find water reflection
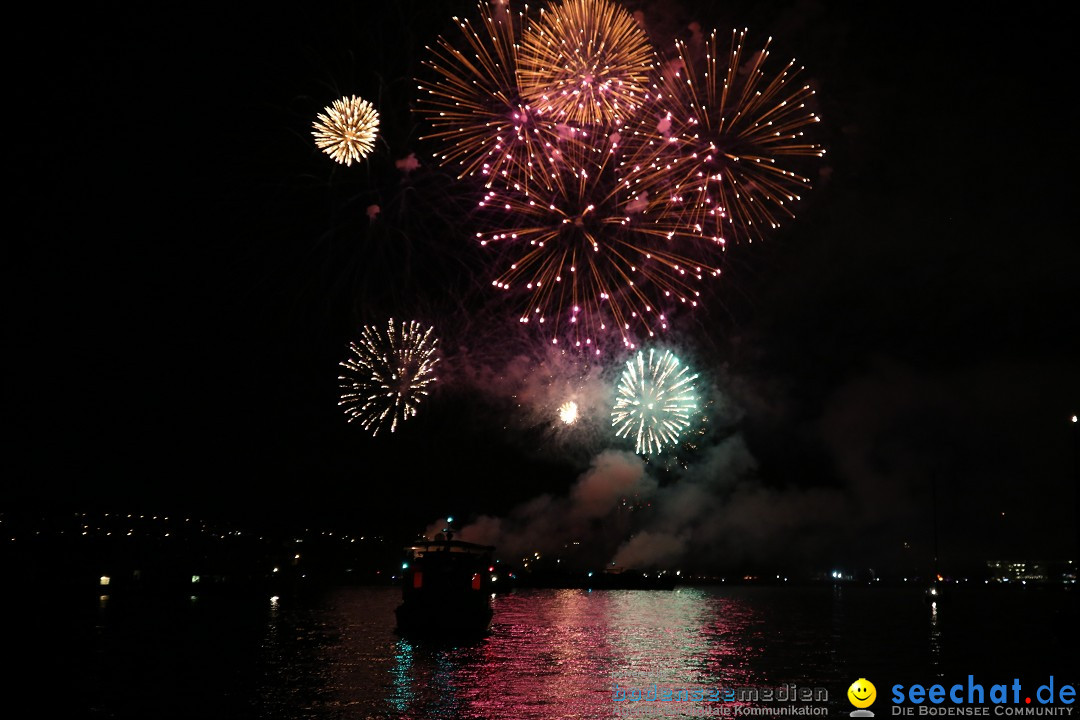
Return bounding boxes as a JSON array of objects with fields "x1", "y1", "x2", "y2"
[
  {"x1": 302, "y1": 587, "x2": 782, "y2": 719},
  {"x1": 928, "y1": 600, "x2": 943, "y2": 678},
  {"x1": 250, "y1": 586, "x2": 996, "y2": 718},
  {"x1": 388, "y1": 639, "x2": 414, "y2": 714}
]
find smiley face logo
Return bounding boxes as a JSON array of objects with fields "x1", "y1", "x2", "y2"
[{"x1": 847, "y1": 678, "x2": 877, "y2": 709}]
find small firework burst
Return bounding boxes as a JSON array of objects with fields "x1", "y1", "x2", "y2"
[
  {"x1": 654, "y1": 28, "x2": 825, "y2": 244},
  {"x1": 611, "y1": 348, "x2": 698, "y2": 455},
  {"x1": 312, "y1": 95, "x2": 380, "y2": 166},
  {"x1": 503, "y1": 344, "x2": 612, "y2": 461},
  {"x1": 557, "y1": 399, "x2": 579, "y2": 425},
  {"x1": 518, "y1": 0, "x2": 655, "y2": 126},
  {"x1": 338, "y1": 319, "x2": 439, "y2": 436}
]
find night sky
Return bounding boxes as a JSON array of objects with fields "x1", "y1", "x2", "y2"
[{"x1": 10, "y1": 1, "x2": 1078, "y2": 572}]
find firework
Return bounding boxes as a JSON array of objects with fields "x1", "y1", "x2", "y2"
[
  {"x1": 517, "y1": 0, "x2": 654, "y2": 127},
  {"x1": 312, "y1": 95, "x2": 380, "y2": 166},
  {"x1": 417, "y1": 2, "x2": 563, "y2": 191},
  {"x1": 501, "y1": 343, "x2": 613, "y2": 454},
  {"x1": 611, "y1": 348, "x2": 698, "y2": 455},
  {"x1": 338, "y1": 320, "x2": 439, "y2": 436},
  {"x1": 477, "y1": 121, "x2": 721, "y2": 350},
  {"x1": 416, "y1": 8, "x2": 821, "y2": 349},
  {"x1": 653, "y1": 28, "x2": 825, "y2": 244},
  {"x1": 557, "y1": 400, "x2": 579, "y2": 425}
]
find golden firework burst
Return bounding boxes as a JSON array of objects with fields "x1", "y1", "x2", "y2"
[
  {"x1": 517, "y1": 0, "x2": 655, "y2": 127},
  {"x1": 312, "y1": 95, "x2": 380, "y2": 166}
]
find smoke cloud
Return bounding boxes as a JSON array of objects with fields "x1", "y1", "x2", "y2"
[
  {"x1": 429, "y1": 449, "x2": 654, "y2": 565},
  {"x1": 422, "y1": 357, "x2": 975, "y2": 576}
]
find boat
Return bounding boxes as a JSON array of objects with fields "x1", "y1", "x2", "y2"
[{"x1": 395, "y1": 531, "x2": 496, "y2": 637}]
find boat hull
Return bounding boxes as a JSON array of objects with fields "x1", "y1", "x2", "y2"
[{"x1": 395, "y1": 597, "x2": 493, "y2": 638}]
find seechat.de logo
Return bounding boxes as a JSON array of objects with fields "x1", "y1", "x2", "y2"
[{"x1": 849, "y1": 678, "x2": 878, "y2": 717}]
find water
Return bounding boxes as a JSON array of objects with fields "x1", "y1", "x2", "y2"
[{"x1": 26, "y1": 585, "x2": 1077, "y2": 718}]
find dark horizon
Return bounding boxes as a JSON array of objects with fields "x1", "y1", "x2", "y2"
[{"x1": 4, "y1": 508, "x2": 1075, "y2": 583}]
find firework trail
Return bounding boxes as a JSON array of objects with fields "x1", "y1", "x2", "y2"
[
  {"x1": 338, "y1": 319, "x2": 440, "y2": 436},
  {"x1": 612, "y1": 348, "x2": 698, "y2": 455},
  {"x1": 312, "y1": 95, "x2": 380, "y2": 166}
]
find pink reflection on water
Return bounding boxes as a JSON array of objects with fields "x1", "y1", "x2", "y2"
[
  {"x1": 298, "y1": 587, "x2": 765, "y2": 719},
  {"x1": 461, "y1": 588, "x2": 760, "y2": 719}
]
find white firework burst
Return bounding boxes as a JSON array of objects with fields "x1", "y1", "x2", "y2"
[
  {"x1": 611, "y1": 348, "x2": 697, "y2": 455},
  {"x1": 338, "y1": 319, "x2": 439, "y2": 436}
]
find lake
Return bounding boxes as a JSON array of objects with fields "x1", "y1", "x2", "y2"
[{"x1": 25, "y1": 584, "x2": 1077, "y2": 718}]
